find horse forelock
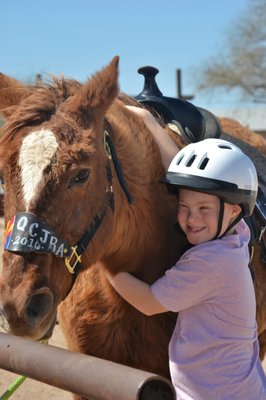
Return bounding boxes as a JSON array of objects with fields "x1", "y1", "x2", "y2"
[
  {"x1": 0, "y1": 77, "x2": 81, "y2": 143},
  {"x1": 0, "y1": 77, "x2": 85, "y2": 206}
]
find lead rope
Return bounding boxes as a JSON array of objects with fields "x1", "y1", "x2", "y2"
[
  {"x1": 0, "y1": 340, "x2": 48, "y2": 399},
  {"x1": 0, "y1": 376, "x2": 27, "y2": 399}
]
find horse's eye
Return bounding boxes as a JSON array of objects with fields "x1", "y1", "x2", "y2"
[
  {"x1": 76, "y1": 169, "x2": 90, "y2": 183},
  {"x1": 68, "y1": 169, "x2": 90, "y2": 188}
]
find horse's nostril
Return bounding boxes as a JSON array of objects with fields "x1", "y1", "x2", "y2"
[{"x1": 26, "y1": 291, "x2": 54, "y2": 321}]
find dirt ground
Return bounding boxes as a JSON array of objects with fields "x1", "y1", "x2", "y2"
[{"x1": 0, "y1": 216, "x2": 266, "y2": 399}]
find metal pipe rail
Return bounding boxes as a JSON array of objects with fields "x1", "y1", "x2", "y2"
[{"x1": 0, "y1": 332, "x2": 176, "y2": 400}]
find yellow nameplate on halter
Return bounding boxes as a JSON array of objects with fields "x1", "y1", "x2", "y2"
[{"x1": 65, "y1": 246, "x2": 82, "y2": 274}]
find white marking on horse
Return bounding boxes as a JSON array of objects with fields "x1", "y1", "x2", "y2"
[{"x1": 19, "y1": 129, "x2": 58, "y2": 208}]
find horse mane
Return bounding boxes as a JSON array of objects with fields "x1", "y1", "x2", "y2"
[{"x1": 220, "y1": 117, "x2": 266, "y2": 157}]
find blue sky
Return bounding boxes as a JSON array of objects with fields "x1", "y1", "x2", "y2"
[{"x1": 0, "y1": 0, "x2": 252, "y2": 108}]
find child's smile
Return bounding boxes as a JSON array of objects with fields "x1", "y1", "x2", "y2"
[{"x1": 177, "y1": 189, "x2": 241, "y2": 245}]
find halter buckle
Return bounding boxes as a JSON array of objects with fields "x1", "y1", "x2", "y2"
[{"x1": 65, "y1": 246, "x2": 82, "y2": 274}]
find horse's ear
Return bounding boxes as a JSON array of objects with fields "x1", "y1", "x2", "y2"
[
  {"x1": 0, "y1": 73, "x2": 32, "y2": 118},
  {"x1": 66, "y1": 56, "x2": 120, "y2": 127}
]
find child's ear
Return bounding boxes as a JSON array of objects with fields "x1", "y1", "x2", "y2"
[{"x1": 232, "y1": 204, "x2": 242, "y2": 217}]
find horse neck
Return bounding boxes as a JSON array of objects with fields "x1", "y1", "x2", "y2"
[{"x1": 103, "y1": 103, "x2": 180, "y2": 282}]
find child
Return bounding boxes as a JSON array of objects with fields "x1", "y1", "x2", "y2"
[{"x1": 106, "y1": 132, "x2": 266, "y2": 399}]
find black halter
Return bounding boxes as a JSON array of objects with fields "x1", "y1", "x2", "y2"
[{"x1": 4, "y1": 125, "x2": 133, "y2": 287}]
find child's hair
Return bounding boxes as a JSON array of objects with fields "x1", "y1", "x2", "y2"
[{"x1": 161, "y1": 139, "x2": 258, "y2": 217}]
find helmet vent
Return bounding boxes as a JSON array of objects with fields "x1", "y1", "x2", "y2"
[
  {"x1": 218, "y1": 144, "x2": 232, "y2": 150},
  {"x1": 199, "y1": 157, "x2": 209, "y2": 170},
  {"x1": 186, "y1": 154, "x2": 196, "y2": 167},
  {"x1": 176, "y1": 154, "x2": 184, "y2": 165}
]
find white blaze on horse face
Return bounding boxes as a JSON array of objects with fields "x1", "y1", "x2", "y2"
[{"x1": 19, "y1": 129, "x2": 58, "y2": 208}]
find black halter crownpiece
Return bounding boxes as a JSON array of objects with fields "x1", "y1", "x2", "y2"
[{"x1": 103, "y1": 125, "x2": 134, "y2": 204}]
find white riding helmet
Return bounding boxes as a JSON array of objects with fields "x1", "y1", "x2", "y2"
[{"x1": 162, "y1": 138, "x2": 258, "y2": 216}]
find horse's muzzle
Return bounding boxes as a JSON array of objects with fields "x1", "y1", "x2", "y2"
[{"x1": 0, "y1": 287, "x2": 57, "y2": 341}]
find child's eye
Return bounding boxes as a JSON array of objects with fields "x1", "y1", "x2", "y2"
[{"x1": 201, "y1": 206, "x2": 211, "y2": 211}]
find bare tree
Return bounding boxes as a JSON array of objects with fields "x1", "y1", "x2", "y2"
[{"x1": 196, "y1": 0, "x2": 266, "y2": 103}]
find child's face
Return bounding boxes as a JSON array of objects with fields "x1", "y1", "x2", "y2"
[{"x1": 177, "y1": 189, "x2": 241, "y2": 245}]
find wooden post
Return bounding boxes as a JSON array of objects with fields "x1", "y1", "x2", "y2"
[{"x1": 176, "y1": 69, "x2": 194, "y2": 101}]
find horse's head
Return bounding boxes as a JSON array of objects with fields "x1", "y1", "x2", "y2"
[{"x1": 0, "y1": 57, "x2": 128, "y2": 339}]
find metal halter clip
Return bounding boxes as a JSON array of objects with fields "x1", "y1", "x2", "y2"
[
  {"x1": 104, "y1": 130, "x2": 112, "y2": 159},
  {"x1": 65, "y1": 246, "x2": 82, "y2": 274}
]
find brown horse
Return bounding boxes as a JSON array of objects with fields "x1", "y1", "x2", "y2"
[{"x1": 0, "y1": 57, "x2": 265, "y2": 400}]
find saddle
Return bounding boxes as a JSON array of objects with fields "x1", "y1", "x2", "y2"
[
  {"x1": 135, "y1": 65, "x2": 266, "y2": 266},
  {"x1": 135, "y1": 66, "x2": 221, "y2": 144}
]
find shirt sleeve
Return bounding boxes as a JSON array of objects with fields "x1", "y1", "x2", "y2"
[{"x1": 151, "y1": 248, "x2": 217, "y2": 313}]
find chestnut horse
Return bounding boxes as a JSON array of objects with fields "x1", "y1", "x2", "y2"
[{"x1": 0, "y1": 57, "x2": 265, "y2": 400}]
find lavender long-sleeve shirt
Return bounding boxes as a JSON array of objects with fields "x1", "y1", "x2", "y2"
[{"x1": 151, "y1": 220, "x2": 266, "y2": 399}]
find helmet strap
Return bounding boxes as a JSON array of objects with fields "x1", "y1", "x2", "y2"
[
  {"x1": 221, "y1": 211, "x2": 243, "y2": 238},
  {"x1": 214, "y1": 199, "x2": 224, "y2": 239},
  {"x1": 214, "y1": 199, "x2": 244, "y2": 240}
]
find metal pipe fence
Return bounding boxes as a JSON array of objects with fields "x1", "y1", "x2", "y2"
[{"x1": 0, "y1": 332, "x2": 175, "y2": 400}]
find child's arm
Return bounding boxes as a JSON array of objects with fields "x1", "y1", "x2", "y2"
[
  {"x1": 106, "y1": 271, "x2": 167, "y2": 316},
  {"x1": 126, "y1": 106, "x2": 179, "y2": 169}
]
